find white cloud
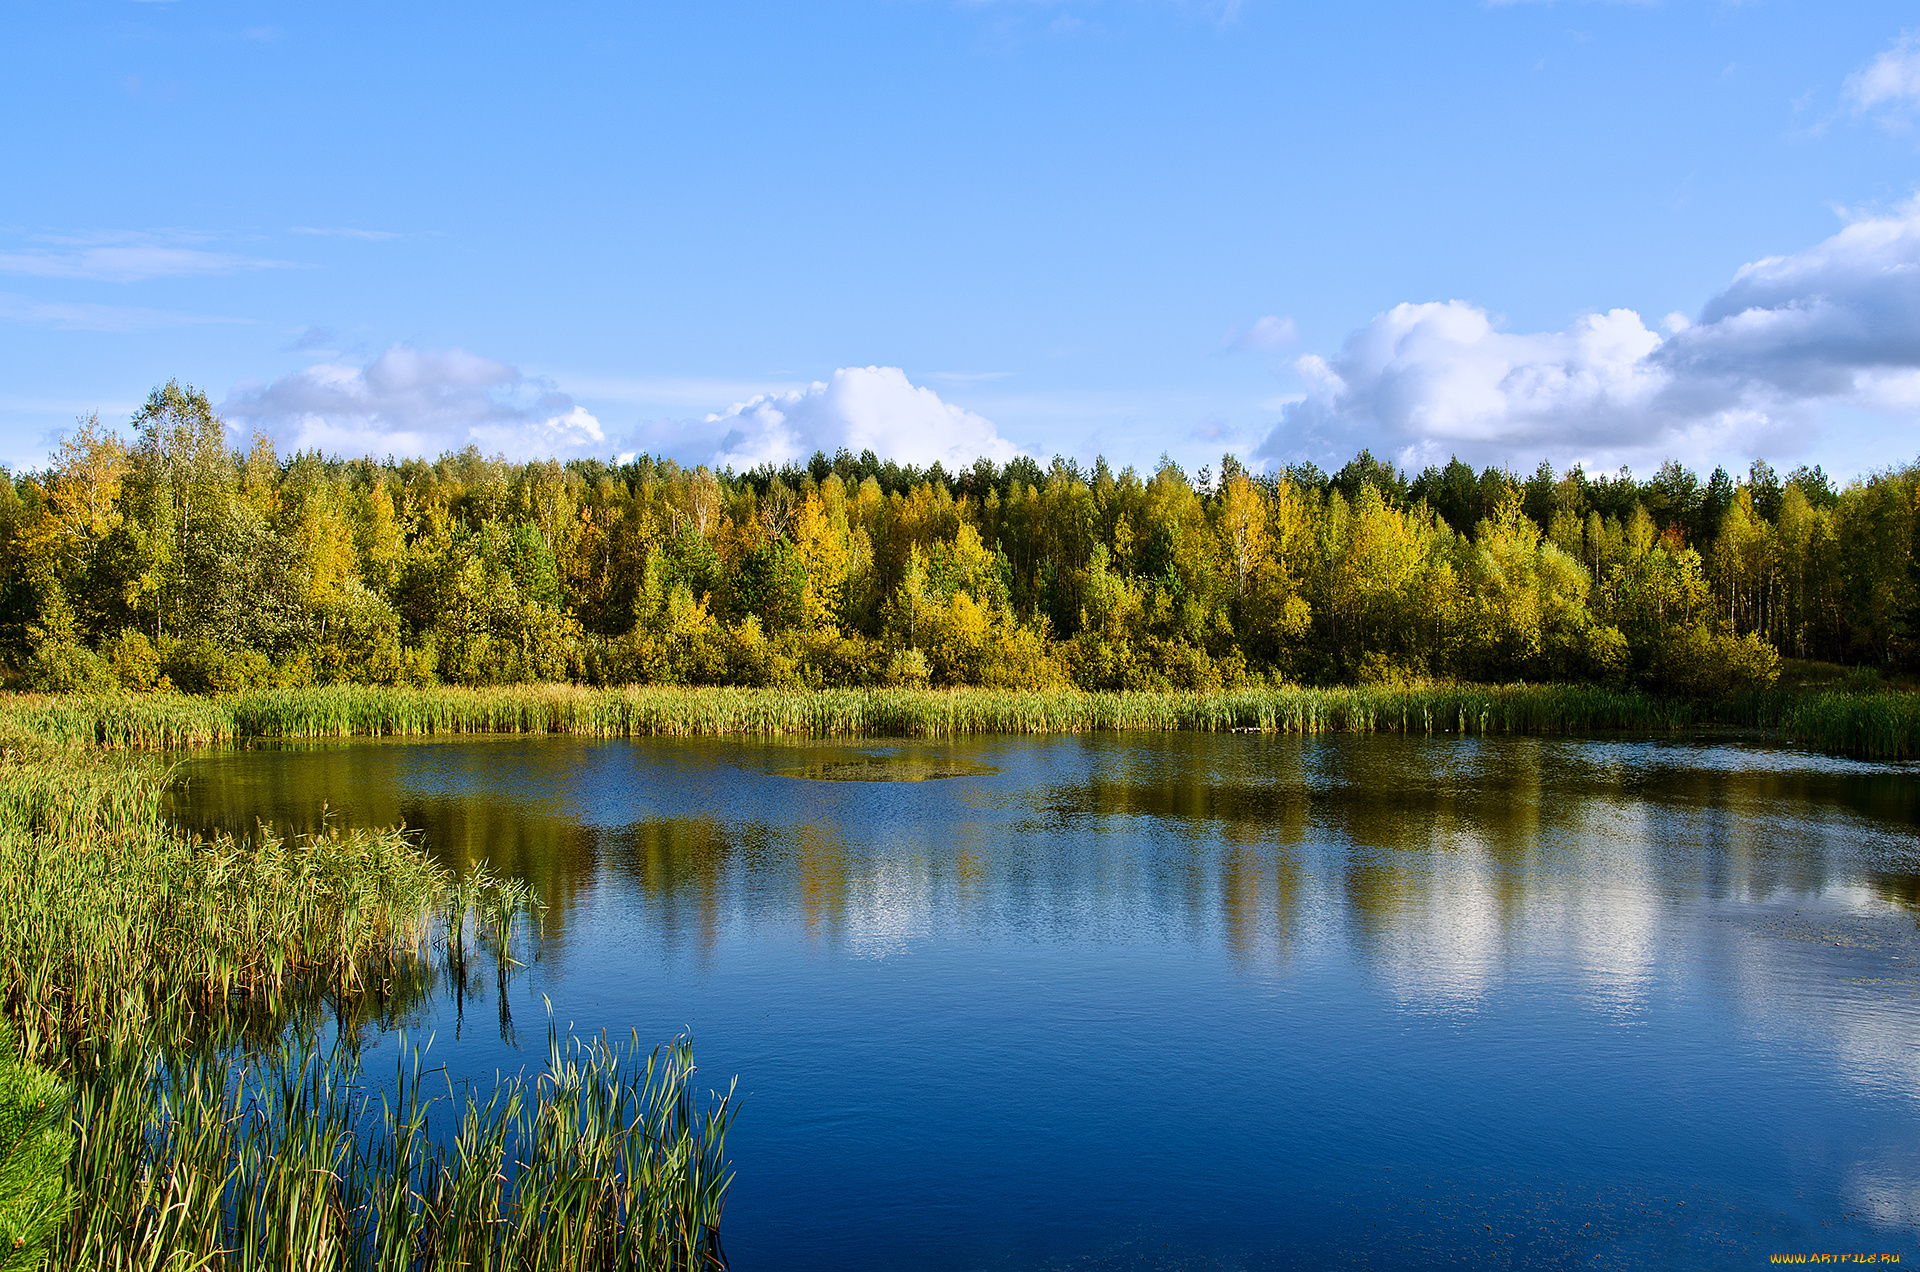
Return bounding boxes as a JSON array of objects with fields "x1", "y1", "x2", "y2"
[
  {"x1": 923, "y1": 370, "x2": 1015, "y2": 384},
  {"x1": 1846, "y1": 33, "x2": 1920, "y2": 121},
  {"x1": 1268, "y1": 302, "x2": 1667, "y2": 467},
  {"x1": 549, "y1": 372, "x2": 804, "y2": 410},
  {"x1": 705, "y1": 366, "x2": 1026, "y2": 472},
  {"x1": 222, "y1": 344, "x2": 605, "y2": 461},
  {"x1": 1259, "y1": 200, "x2": 1920, "y2": 472},
  {"x1": 0, "y1": 244, "x2": 297, "y2": 284},
  {"x1": 1224, "y1": 314, "x2": 1299, "y2": 352},
  {"x1": 0, "y1": 292, "x2": 242, "y2": 333},
  {"x1": 289, "y1": 226, "x2": 400, "y2": 241},
  {"x1": 1659, "y1": 205, "x2": 1920, "y2": 396}
]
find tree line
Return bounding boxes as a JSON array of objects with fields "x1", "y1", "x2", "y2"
[{"x1": 3, "y1": 380, "x2": 1902, "y2": 697}]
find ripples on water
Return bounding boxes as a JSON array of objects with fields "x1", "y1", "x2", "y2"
[{"x1": 172, "y1": 733, "x2": 1920, "y2": 1270}]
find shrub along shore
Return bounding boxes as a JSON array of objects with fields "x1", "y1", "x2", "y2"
[
  {"x1": 2, "y1": 680, "x2": 1916, "y2": 759},
  {"x1": 0, "y1": 737, "x2": 735, "y2": 1270}
]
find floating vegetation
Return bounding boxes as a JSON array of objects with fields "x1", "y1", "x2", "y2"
[{"x1": 774, "y1": 753, "x2": 1002, "y2": 782}]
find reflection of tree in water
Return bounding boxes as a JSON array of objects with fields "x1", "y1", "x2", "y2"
[
  {"x1": 398, "y1": 796, "x2": 595, "y2": 934},
  {"x1": 602, "y1": 817, "x2": 756, "y2": 962},
  {"x1": 1216, "y1": 845, "x2": 1304, "y2": 971},
  {"x1": 173, "y1": 735, "x2": 1920, "y2": 986},
  {"x1": 1005, "y1": 735, "x2": 1920, "y2": 970}
]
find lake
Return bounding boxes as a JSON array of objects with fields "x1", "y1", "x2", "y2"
[{"x1": 169, "y1": 731, "x2": 1920, "y2": 1269}]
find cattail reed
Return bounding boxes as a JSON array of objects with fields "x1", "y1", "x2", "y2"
[
  {"x1": 0, "y1": 681, "x2": 1704, "y2": 752},
  {"x1": 0, "y1": 733, "x2": 735, "y2": 1270}
]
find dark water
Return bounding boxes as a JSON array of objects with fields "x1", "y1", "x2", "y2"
[{"x1": 170, "y1": 732, "x2": 1920, "y2": 1269}]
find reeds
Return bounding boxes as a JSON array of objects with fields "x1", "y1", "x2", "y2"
[
  {"x1": 0, "y1": 749, "x2": 445, "y2": 1062},
  {"x1": 0, "y1": 682, "x2": 1700, "y2": 751},
  {"x1": 55, "y1": 1021, "x2": 734, "y2": 1271},
  {"x1": 1770, "y1": 690, "x2": 1920, "y2": 761},
  {"x1": 0, "y1": 739, "x2": 737, "y2": 1269}
]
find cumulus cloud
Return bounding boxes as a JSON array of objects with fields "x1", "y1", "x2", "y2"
[
  {"x1": 223, "y1": 344, "x2": 604, "y2": 460},
  {"x1": 704, "y1": 366, "x2": 1025, "y2": 471},
  {"x1": 1847, "y1": 33, "x2": 1920, "y2": 122},
  {"x1": 1258, "y1": 200, "x2": 1920, "y2": 472}
]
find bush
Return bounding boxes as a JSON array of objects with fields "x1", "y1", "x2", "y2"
[
  {"x1": 161, "y1": 638, "x2": 276, "y2": 695},
  {"x1": 1584, "y1": 624, "x2": 1630, "y2": 686},
  {"x1": 1152, "y1": 640, "x2": 1222, "y2": 692},
  {"x1": 791, "y1": 630, "x2": 882, "y2": 689},
  {"x1": 884, "y1": 647, "x2": 931, "y2": 688},
  {"x1": 580, "y1": 631, "x2": 669, "y2": 686},
  {"x1": 26, "y1": 642, "x2": 108, "y2": 694},
  {"x1": 1353, "y1": 651, "x2": 1418, "y2": 687},
  {"x1": 100, "y1": 630, "x2": 163, "y2": 692},
  {"x1": 1654, "y1": 625, "x2": 1781, "y2": 698},
  {"x1": 717, "y1": 616, "x2": 797, "y2": 688},
  {"x1": 0, "y1": 1028, "x2": 71, "y2": 1271},
  {"x1": 981, "y1": 625, "x2": 1067, "y2": 690},
  {"x1": 1063, "y1": 634, "x2": 1135, "y2": 691},
  {"x1": 315, "y1": 581, "x2": 409, "y2": 686}
]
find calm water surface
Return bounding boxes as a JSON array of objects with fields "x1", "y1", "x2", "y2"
[{"x1": 171, "y1": 732, "x2": 1920, "y2": 1269}]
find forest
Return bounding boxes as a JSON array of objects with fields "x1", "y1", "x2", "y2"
[{"x1": 3, "y1": 380, "x2": 1905, "y2": 699}]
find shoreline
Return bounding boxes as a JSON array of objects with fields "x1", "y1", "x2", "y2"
[{"x1": 2, "y1": 680, "x2": 1914, "y2": 760}]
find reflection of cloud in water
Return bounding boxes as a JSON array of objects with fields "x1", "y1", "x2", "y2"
[
  {"x1": 846, "y1": 855, "x2": 933, "y2": 960},
  {"x1": 1846, "y1": 1163, "x2": 1920, "y2": 1230},
  {"x1": 1560, "y1": 801, "x2": 1658, "y2": 1010},
  {"x1": 1373, "y1": 832, "x2": 1503, "y2": 1008},
  {"x1": 1820, "y1": 882, "x2": 1906, "y2": 913},
  {"x1": 1566, "y1": 882, "x2": 1658, "y2": 1010},
  {"x1": 1834, "y1": 1008, "x2": 1920, "y2": 1104},
  {"x1": 1710, "y1": 898, "x2": 1920, "y2": 1108},
  {"x1": 1363, "y1": 804, "x2": 1665, "y2": 1013},
  {"x1": 1780, "y1": 908, "x2": 1920, "y2": 1105}
]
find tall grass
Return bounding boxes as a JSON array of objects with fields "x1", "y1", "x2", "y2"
[
  {"x1": 36, "y1": 679, "x2": 1920, "y2": 758},
  {"x1": 1771, "y1": 690, "x2": 1920, "y2": 761},
  {"x1": 1708, "y1": 684, "x2": 1920, "y2": 760},
  {"x1": 0, "y1": 681, "x2": 1701, "y2": 751},
  {"x1": 0, "y1": 747, "x2": 443, "y2": 1061},
  {"x1": 57, "y1": 1021, "x2": 734, "y2": 1271},
  {"x1": 0, "y1": 740, "x2": 737, "y2": 1269}
]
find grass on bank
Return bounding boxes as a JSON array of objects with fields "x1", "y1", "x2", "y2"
[
  {"x1": 53, "y1": 1022, "x2": 734, "y2": 1272},
  {"x1": 0, "y1": 681, "x2": 1702, "y2": 751},
  {"x1": 5, "y1": 677, "x2": 1918, "y2": 759},
  {"x1": 0, "y1": 742, "x2": 736, "y2": 1270},
  {"x1": 0, "y1": 1029, "x2": 69, "y2": 1272}
]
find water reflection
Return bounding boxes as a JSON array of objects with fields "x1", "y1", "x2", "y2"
[
  {"x1": 170, "y1": 733, "x2": 1920, "y2": 975},
  {"x1": 167, "y1": 731, "x2": 1920, "y2": 1267}
]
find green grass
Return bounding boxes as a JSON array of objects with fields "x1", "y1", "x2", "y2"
[
  {"x1": 0, "y1": 737, "x2": 737, "y2": 1270},
  {"x1": 26, "y1": 679, "x2": 1920, "y2": 759},
  {"x1": 0, "y1": 746, "x2": 445, "y2": 1061},
  {"x1": 0, "y1": 1027, "x2": 70, "y2": 1272},
  {"x1": 0, "y1": 681, "x2": 1700, "y2": 751},
  {"x1": 1771, "y1": 690, "x2": 1920, "y2": 761},
  {"x1": 56, "y1": 1021, "x2": 734, "y2": 1271}
]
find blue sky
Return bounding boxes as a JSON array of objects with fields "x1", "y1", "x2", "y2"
[{"x1": 5, "y1": 0, "x2": 1920, "y2": 480}]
